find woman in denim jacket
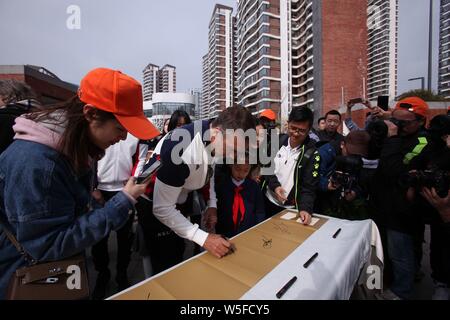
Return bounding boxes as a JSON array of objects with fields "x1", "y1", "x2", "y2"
[{"x1": 0, "y1": 68, "x2": 160, "y2": 299}]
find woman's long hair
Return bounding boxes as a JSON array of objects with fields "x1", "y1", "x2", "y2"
[
  {"x1": 26, "y1": 95, "x2": 116, "y2": 174},
  {"x1": 167, "y1": 110, "x2": 192, "y2": 132}
]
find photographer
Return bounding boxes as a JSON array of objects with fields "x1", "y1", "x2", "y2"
[
  {"x1": 421, "y1": 188, "x2": 450, "y2": 230},
  {"x1": 408, "y1": 114, "x2": 450, "y2": 299},
  {"x1": 315, "y1": 131, "x2": 371, "y2": 220},
  {"x1": 374, "y1": 97, "x2": 429, "y2": 300}
]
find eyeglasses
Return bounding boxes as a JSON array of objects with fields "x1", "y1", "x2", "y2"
[
  {"x1": 390, "y1": 117, "x2": 418, "y2": 127},
  {"x1": 288, "y1": 125, "x2": 308, "y2": 135}
]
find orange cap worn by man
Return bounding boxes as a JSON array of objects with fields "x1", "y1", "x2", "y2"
[
  {"x1": 394, "y1": 96, "x2": 429, "y2": 119},
  {"x1": 260, "y1": 109, "x2": 277, "y2": 121},
  {"x1": 78, "y1": 68, "x2": 160, "y2": 140}
]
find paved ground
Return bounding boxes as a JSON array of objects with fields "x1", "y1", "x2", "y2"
[{"x1": 86, "y1": 224, "x2": 435, "y2": 300}]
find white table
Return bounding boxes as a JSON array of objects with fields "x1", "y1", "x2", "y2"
[{"x1": 241, "y1": 216, "x2": 383, "y2": 300}]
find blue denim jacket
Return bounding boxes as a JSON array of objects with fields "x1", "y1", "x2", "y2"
[
  {"x1": 0, "y1": 140, "x2": 133, "y2": 299},
  {"x1": 318, "y1": 142, "x2": 338, "y2": 192}
]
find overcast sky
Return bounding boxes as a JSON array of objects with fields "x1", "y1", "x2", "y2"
[{"x1": 0, "y1": 0, "x2": 441, "y2": 95}]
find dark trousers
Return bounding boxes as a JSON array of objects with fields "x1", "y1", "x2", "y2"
[
  {"x1": 430, "y1": 222, "x2": 450, "y2": 286},
  {"x1": 136, "y1": 199, "x2": 185, "y2": 275},
  {"x1": 387, "y1": 229, "x2": 415, "y2": 299},
  {"x1": 91, "y1": 190, "x2": 134, "y2": 280},
  {"x1": 412, "y1": 222, "x2": 425, "y2": 274}
]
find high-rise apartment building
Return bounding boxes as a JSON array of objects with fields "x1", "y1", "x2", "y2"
[
  {"x1": 189, "y1": 88, "x2": 202, "y2": 120},
  {"x1": 367, "y1": 0, "x2": 398, "y2": 101},
  {"x1": 201, "y1": 54, "x2": 210, "y2": 119},
  {"x1": 236, "y1": 0, "x2": 368, "y2": 124},
  {"x1": 159, "y1": 64, "x2": 176, "y2": 93},
  {"x1": 202, "y1": 4, "x2": 236, "y2": 119},
  {"x1": 142, "y1": 63, "x2": 176, "y2": 101},
  {"x1": 439, "y1": 0, "x2": 450, "y2": 98}
]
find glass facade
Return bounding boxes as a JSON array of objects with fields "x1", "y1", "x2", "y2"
[{"x1": 152, "y1": 102, "x2": 195, "y2": 117}]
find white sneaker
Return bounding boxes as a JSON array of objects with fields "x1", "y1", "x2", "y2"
[
  {"x1": 432, "y1": 282, "x2": 450, "y2": 300},
  {"x1": 375, "y1": 289, "x2": 402, "y2": 300}
]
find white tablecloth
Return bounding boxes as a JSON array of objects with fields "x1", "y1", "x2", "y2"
[{"x1": 240, "y1": 216, "x2": 383, "y2": 300}]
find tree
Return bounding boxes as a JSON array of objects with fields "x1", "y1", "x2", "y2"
[{"x1": 397, "y1": 89, "x2": 449, "y2": 102}]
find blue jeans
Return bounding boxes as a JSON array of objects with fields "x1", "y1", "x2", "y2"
[{"x1": 387, "y1": 229, "x2": 416, "y2": 299}]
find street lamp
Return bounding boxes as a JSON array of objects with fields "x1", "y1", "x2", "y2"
[
  {"x1": 428, "y1": 0, "x2": 433, "y2": 91},
  {"x1": 408, "y1": 77, "x2": 425, "y2": 90}
]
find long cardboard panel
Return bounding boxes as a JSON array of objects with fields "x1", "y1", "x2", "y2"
[{"x1": 113, "y1": 211, "x2": 327, "y2": 300}]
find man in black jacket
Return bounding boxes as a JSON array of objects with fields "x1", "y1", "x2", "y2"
[
  {"x1": 263, "y1": 106, "x2": 320, "y2": 224},
  {"x1": 410, "y1": 114, "x2": 450, "y2": 299},
  {"x1": 316, "y1": 109, "x2": 344, "y2": 147},
  {"x1": 374, "y1": 97, "x2": 429, "y2": 300}
]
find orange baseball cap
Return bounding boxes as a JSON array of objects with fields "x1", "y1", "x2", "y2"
[
  {"x1": 395, "y1": 97, "x2": 429, "y2": 119},
  {"x1": 78, "y1": 68, "x2": 160, "y2": 140},
  {"x1": 260, "y1": 109, "x2": 276, "y2": 121}
]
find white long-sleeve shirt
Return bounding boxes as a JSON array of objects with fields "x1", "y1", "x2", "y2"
[
  {"x1": 97, "y1": 134, "x2": 148, "y2": 192},
  {"x1": 149, "y1": 121, "x2": 216, "y2": 246}
]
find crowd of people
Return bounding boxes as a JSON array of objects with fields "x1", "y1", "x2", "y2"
[{"x1": 0, "y1": 69, "x2": 449, "y2": 300}]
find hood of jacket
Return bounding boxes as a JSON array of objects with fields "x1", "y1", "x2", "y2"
[{"x1": 12, "y1": 110, "x2": 67, "y2": 150}]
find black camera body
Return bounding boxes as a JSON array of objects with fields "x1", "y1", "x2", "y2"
[
  {"x1": 330, "y1": 155, "x2": 363, "y2": 192},
  {"x1": 330, "y1": 171, "x2": 357, "y2": 192},
  {"x1": 404, "y1": 169, "x2": 450, "y2": 198}
]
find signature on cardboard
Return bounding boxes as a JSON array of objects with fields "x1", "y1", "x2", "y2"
[
  {"x1": 272, "y1": 221, "x2": 291, "y2": 235},
  {"x1": 262, "y1": 235, "x2": 272, "y2": 249}
]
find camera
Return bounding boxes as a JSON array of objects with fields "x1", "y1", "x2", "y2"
[
  {"x1": 348, "y1": 98, "x2": 363, "y2": 105},
  {"x1": 330, "y1": 171, "x2": 356, "y2": 192},
  {"x1": 402, "y1": 169, "x2": 450, "y2": 198},
  {"x1": 330, "y1": 155, "x2": 363, "y2": 192}
]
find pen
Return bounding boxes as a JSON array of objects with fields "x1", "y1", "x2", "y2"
[
  {"x1": 303, "y1": 252, "x2": 318, "y2": 269},
  {"x1": 332, "y1": 228, "x2": 342, "y2": 239},
  {"x1": 221, "y1": 235, "x2": 235, "y2": 254},
  {"x1": 276, "y1": 276, "x2": 297, "y2": 299}
]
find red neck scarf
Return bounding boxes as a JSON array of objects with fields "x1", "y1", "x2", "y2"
[{"x1": 232, "y1": 185, "x2": 245, "y2": 229}]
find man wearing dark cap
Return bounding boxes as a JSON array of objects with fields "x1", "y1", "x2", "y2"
[
  {"x1": 374, "y1": 97, "x2": 430, "y2": 300},
  {"x1": 315, "y1": 131, "x2": 371, "y2": 219}
]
